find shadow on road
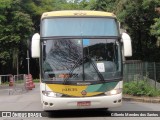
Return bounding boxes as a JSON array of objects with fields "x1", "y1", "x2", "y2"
[{"x1": 46, "y1": 109, "x2": 111, "y2": 118}]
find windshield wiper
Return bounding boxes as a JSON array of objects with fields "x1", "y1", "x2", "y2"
[
  {"x1": 63, "y1": 56, "x2": 84, "y2": 84},
  {"x1": 87, "y1": 56, "x2": 105, "y2": 82},
  {"x1": 63, "y1": 55, "x2": 105, "y2": 84}
]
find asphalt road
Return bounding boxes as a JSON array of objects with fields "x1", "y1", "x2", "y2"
[{"x1": 0, "y1": 84, "x2": 160, "y2": 120}]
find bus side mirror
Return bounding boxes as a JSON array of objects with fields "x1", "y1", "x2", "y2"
[
  {"x1": 121, "y1": 33, "x2": 132, "y2": 57},
  {"x1": 31, "y1": 33, "x2": 40, "y2": 58}
]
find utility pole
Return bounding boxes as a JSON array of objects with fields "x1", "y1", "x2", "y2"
[
  {"x1": 26, "y1": 39, "x2": 30, "y2": 75},
  {"x1": 17, "y1": 51, "x2": 19, "y2": 75},
  {"x1": 26, "y1": 50, "x2": 30, "y2": 75}
]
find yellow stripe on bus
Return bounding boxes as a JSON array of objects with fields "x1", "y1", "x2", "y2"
[{"x1": 47, "y1": 84, "x2": 102, "y2": 97}]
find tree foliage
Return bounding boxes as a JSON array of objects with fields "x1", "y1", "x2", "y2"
[
  {"x1": 0, "y1": 0, "x2": 34, "y2": 74},
  {"x1": 90, "y1": 0, "x2": 116, "y2": 12},
  {"x1": 115, "y1": 0, "x2": 160, "y2": 61}
]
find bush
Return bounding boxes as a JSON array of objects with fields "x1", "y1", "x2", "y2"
[
  {"x1": 33, "y1": 79, "x2": 40, "y2": 83},
  {"x1": 123, "y1": 80, "x2": 160, "y2": 97}
]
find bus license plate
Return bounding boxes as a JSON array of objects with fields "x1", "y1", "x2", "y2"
[{"x1": 77, "y1": 101, "x2": 91, "y2": 106}]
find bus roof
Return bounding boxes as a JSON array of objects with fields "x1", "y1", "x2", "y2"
[{"x1": 41, "y1": 10, "x2": 116, "y2": 19}]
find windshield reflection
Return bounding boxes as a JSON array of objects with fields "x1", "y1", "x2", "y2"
[{"x1": 43, "y1": 39, "x2": 121, "y2": 82}]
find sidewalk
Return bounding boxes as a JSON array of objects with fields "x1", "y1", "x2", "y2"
[{"x1": 123, "y1": 94, "x2": 160, "y2": 103}]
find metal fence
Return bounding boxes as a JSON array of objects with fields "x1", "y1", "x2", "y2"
[
  {"x1": 0, "y1": 74, "x2": 28, "y2": 95},
  {"x1": 11, "y1": 74, "x2": 27, "y2": 94},
  {"x1": 0, "y1": 74, "x2": 12, "y2": 85},
  {"x1": 123, "y1": 60, "x2": 160, "y2": 89}
]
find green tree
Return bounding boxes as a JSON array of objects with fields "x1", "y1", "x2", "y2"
[
  {"x1": 0, "y1": 0, "x2": 34, "y2": 74},
  {"x1": 150, "y1": 4, "x2": 160, "y2": 44},
  {"x1": 90, "y1": 0, "x2": 116, "y2": 12},
  {"x1": 151, "y1": 18, "x2": 160, "y2": 37},
  {"x1": 115, "y1": 0, "x2": 160, "y2": 61}
]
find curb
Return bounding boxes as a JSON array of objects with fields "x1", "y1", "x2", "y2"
[{"x1": 123, "y1": 95, "x2": 160, "y2": 103}]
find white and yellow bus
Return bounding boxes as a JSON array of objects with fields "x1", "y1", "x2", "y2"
[{"x1": 31, "y1": 10, "x2": 132, "y2": 111}]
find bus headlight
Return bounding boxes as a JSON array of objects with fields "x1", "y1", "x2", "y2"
[
  {"x1": 42, "y1": 91, "x2": 62, "y2": 97},
  {"x1": 105, "y1": 88, "x2": 122, "y2": 96}
]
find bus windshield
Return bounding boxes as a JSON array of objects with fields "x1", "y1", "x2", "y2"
[
  {"x1": 41, "y1": 17, "x2": 118, "y2": 37},
  {"x1": 43, "y1": 39, "x2": 122, "y2": 83}
]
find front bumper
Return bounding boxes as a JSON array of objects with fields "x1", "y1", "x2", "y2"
[{"x1": 42, "y1": 93, "x2": 122, "y2": 111}]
